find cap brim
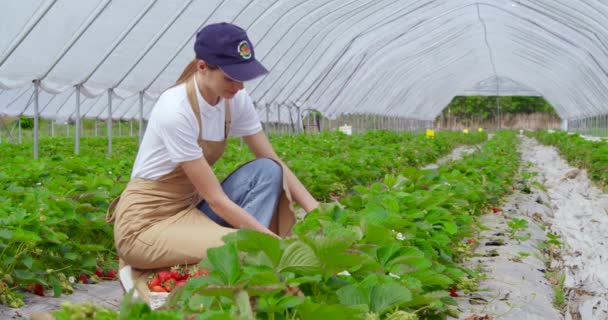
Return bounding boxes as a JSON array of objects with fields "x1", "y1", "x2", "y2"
[{"x1": 220, "y1": 59, "x2": 268, "y2": 82}]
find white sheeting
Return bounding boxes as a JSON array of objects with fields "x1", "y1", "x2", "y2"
[
  {"x1": 0, "y1": 0, "x2": 607, "y2": 121},
  {"x1": 521, "y1": 136, "x2": 608, "y2": 319}
]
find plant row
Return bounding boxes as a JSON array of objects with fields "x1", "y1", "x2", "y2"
[
  {"x1": 526, "y1": 130, "x2": 608, "y2": 190},
  {"x1": 0, "y1": 131, "x2": 485, "y2": 307},
  {"x1": 50, "y1": 131, "x2": 518, "y2": 319}
]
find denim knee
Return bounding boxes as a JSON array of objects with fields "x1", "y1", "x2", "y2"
[{"x1": 249, "y1": 158, "x2": 282, "y2": 184}]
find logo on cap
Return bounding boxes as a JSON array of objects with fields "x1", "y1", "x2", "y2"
[{"x1": 238, "y1": 41, "x2": 252, "y2": 59}]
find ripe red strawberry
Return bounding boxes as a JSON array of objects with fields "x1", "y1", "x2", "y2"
[
  {"x1": 151, "y1": 285, "x2": 167, "y2": 293},
  {"x1": 467, "y1": 239, "x2": 476, "y2": 245},
  {"x1": 79, "y1": 274, "x2": 89, "y2": 284},
  {"x1": 105, "y1": 270, "x2": 117, "y2": 280},
  {"x1": 95, "y1": 269, "x2": 104, "y2": 278},
  {"x1": 449, "y1": 285, "x2": 458, "y2": 297},
  {"x1": 34, "y1": 284, "x2": 44, "y2": 296},
  {"x1": 148, "y1": 276, "x2": 161, "y2": 289},
  {"x1": 491, "y1": 207, "x2": 500, "y2": 213},
  {"x1": 157, "y1": 270, "x2": 172, "y2": 283},
  {"x1": 170, "y1": 269, "x2": 181, "y2": 280},
  {"x1": 180, "y1": 269, "x2": 190, "y2": 281},
  {"x1": 164, "y1": 279, "x2": 176, "y2": 292}
]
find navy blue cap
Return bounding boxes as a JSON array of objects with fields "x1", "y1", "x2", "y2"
[{"x1": 194, "y1": 23, "x2": 268, "y2": 82}]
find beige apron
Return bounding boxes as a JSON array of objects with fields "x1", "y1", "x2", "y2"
[{"x1": 106, "y1": 75, "x2": 295, "y2": 299}]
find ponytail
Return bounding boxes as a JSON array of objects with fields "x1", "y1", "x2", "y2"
[{"x1": 175, "y1": 59, "x2": 198, "y2": 85}]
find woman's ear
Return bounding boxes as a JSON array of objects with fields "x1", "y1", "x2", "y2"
[{"x1": 197, "y1": 60, "x2": 207, "y2": 72}]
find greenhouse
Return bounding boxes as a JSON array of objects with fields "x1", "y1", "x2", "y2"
[{"x1": 0, "y1": 1, "x2": 607, "y2": 319}]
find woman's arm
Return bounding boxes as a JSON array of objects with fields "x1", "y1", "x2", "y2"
[
  {"x1": 181, "y1": 157, "x2": 278, "y2": 237},
  {"x1": 242, "y1": 131, "x2": 319, "y2": 213}
]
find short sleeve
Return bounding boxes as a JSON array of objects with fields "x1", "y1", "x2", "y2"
[
  {"x1": 229, "y1": 89, "x2": 263, "y2": 137},
  {"x1": 155, "y1": 108, "x2": 203, "y2": 163}
]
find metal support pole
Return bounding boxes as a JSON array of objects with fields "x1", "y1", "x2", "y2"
[
  {"x1": 277, "y1": 104, "x2": 281, "y2": 135},
  {"x1": 75, "y1": 85, "x2": 81, "y2": 155},
  {"x1": 265, "y1": 104, "x2": 270, "y2": 134},
  {"x1": 130, "y1": 119, "x2": 133, "y2": 136},
  {"x1": 94, "y1": 119, "x2": 98, "y2": 136},
  {"x1": 306, "y1": 110, "x2": 311, "y2": 133},
  {"x1": 18, "y1": 118, "x2": 22, "y2": 144},
  {"x1": 296, "y1": 107, "x2": 302, "y2": 134},
  {"x1": 33, "y1": 80, "x2": 40, "y2": 159},
  {"x1": 139, "y1": 91, "x2": 144, "y2": 143},
  {"x1": 288, "y1": 107, "x2": 295, "y2": 134},
  {"x1": 107, "y1": 89, "x2": 113, "y2": 157}
]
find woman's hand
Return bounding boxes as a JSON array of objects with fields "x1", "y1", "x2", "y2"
[
  {"x1": 243, "y1": 131, "x2": 320, "y2": 213},
  {"x1": 181, "y1": 157, "x2": 278, "y2": 236}
]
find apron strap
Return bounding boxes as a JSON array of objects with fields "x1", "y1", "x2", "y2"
[
  {"x1": 186, "y1": 75, "x2": 231, "y2": 140},
  {"x1": 224, "y1": 98, "x2": 231, "y2": 139},
  {"x1": 106, "y1": 196, "x2": 121, "y2": 223},
  {"x1": 186, "y1": 77, "x2": 203, "y2": 138}
]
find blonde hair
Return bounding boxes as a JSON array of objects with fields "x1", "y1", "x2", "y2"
[{"x1": 175, "y1": 59, "x2": 219, "y2": 85}]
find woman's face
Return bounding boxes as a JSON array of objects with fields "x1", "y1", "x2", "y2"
[{"x1": 198, "y1": 61, "x2": 244, "y2": 100}]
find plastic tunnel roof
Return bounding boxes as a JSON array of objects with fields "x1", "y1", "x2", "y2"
[{"x1": 0, "y1": 0, "x2": 607, "y2": 122}]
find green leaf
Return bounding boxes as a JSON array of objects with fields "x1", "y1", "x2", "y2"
[
  {"x1": 297, "y1": 300, "x2": 365, "y2": 320},
  {"x1": 22, "y1": 255, "x2": 34, "y2": 270},
  {"x1": 361, "y1": 223, "x2": 394, "y2": 245},
  {"x1": 11, "y1": 229, "x2": 41, "y2": 242},
  {"x1": 187, "y1": 295, "x2": 215, "y2": 312},
  {"x1": 231, "y1": 229, "x2": 282, "y2": 267},
  {"x1": 336, "y1": 285, "x2": 369, "y2": 307},
  {"x1": 258, "y1": 294, "x2": 305, "y2": 313},
  {"x1": 63, "y1": 251, "x2": 80, "y2": 261},
  {"x1": 206, "y1": 242, "x2": 241, "y2": 285},
  {"x1": 337, "y1": 275, "x2": 412, "y2": 315},
  {"x1": 277, "y1": 241, "x2": 322, "y2": 276},
  {"x1": 413, "y1": 271, "x2": 454, "y2": 287},
  {"x1": 14, "y1": 269, "x2": 35, "y2": 281},
  {"x1": 197, "y1": 311, "x2": 239, "y2": 320},
  {"x1": 200, "y1": 284, "x2": 241, "y2": 297},
  {"x1": 245, "y1": 268, "x2": 282, "y2": 296},
  {"x1": 370, "y1": 282, "x2": 412, "y2": 314},
  {"x1": 50, "y1": 275, "x2": 62, "y2": 297},
  {"x1": 436, "y1": 221, "x2": 457, "y2": 234},
  {"x1": 285, "y1": 274, "x2": 323, "y2": 286},
  {"x1": 376, "y1": 245, "x2": 401, "y2": 268},
  {"x1": 276, "y1": 295, "x2": 305, "y2": 309},
  {"x1": 81, "y1": 255, "x2": 97, "y2": 268},
  {"x1": 0, "y1": 228, "x2": 13, "y2": 239}
]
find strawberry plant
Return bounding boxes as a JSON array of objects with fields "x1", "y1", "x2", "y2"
[
  {"x1": 528, "y1": 130, "x2": 608, "y2": 190},
  {"x1": 147, "y1": 131, "x2": 519, "y2": 319},
  {"x1": 0, "y1": 130, "x2": 486, "y2": 308}
]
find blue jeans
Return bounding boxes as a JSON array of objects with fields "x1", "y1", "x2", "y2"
[{"x1": 197, "y1": 158, "x2": 283, "y2": 228}]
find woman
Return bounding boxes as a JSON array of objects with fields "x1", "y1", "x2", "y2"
[{"x1": 107, "y1": 23, "x2": 318, "y2": 293}]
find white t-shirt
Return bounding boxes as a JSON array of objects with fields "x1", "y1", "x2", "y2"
[{"x1": 131, "y1": 79, "x2": 262, "y2": 180}]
